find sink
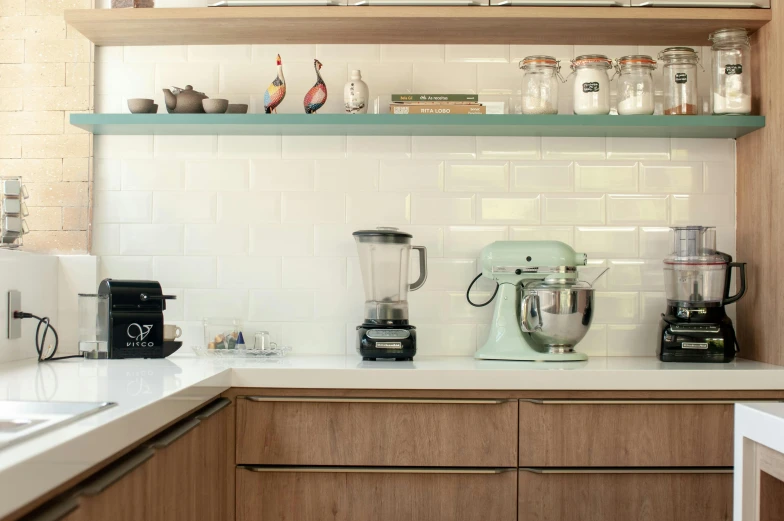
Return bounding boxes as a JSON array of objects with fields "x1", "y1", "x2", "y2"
[{"x1": 0, "y1": 401, "x2": 116, "y2": 451}]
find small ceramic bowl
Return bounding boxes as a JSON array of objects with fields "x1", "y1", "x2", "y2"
[
  {"x1": 203, "y1": 99, "x2": 229, "y2": 114},
  {"x1": 226, "y1": 104, "x2": 249, "y2": 114},
  {"x1": 128, "y1": 98, "x2": 155, "y2": 114},
  {"x1": 150, "y1": 104, "x2": 159, "y2": 114}
]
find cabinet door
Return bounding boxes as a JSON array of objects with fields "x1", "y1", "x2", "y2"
[
  {"x1": 237, "y1": 396, "x2": 517, "y2": 467},
  {"x1": 518, "y1": 468, "x2": 733, "y2": 521},
  {"x1": 192, "y1": 399, "x2": 233, "y2": 521},
  {"x1": 237, "y1": 467, "x2": 517, "y2": 521}
]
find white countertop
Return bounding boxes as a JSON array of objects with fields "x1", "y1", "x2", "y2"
[{"x1": 2, "y1": 353, "x2": 784, "y2": 519}]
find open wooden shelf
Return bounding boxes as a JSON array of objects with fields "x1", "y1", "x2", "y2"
[
  {"x1": 69, "y1": 113, "x2": 765, "y2": 138},
  {"x1": 63, "y1": 6, "x2": 771, "y2": 46}
]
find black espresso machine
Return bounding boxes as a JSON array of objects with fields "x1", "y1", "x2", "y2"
[
  {"x1": 80, "y1": 279, "x2": 181, "y2": 359},
  {"x1": 658, "y1": 226, "x2": 747, "y2": 363}
]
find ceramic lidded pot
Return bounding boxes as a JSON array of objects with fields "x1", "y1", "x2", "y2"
[{"x1": 162, "y1": 85, "x2": 208, "y2": 114}]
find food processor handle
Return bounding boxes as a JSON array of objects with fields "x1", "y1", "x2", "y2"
[
  {"x1": 409, "y1": 246, "x2": 428, "y2": 291},
  {"x1": 723, "y1": 262, "x2": 747, "y2": 305}
]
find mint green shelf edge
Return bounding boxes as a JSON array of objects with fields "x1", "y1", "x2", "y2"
[{"x1": 69, "y1": 114, "x2": 766, "y2": 138}]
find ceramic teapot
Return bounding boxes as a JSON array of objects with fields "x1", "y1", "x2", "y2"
[{"x1": 162, "y1": 85, "x2": 208, "y2": 114}]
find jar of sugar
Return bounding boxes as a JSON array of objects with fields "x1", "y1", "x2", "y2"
[
  {"x1": 570, "y1": 55, "x2": 612, "y2": 115},
  {"x1": 615, "y1": 55, "x2": 656, "y2": 115},
  {"x1": 710, "y1": 28, "x2": 752, "y2": 115},
  {"x1": 659, "y1": 47, "x2": 701, "y2": 115},
  {"x1": 519, "y1": 55, "x2": 563, "y2": 115}
]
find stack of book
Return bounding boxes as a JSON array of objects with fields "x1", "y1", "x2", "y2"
[{"x1": 390, "y1": 94, "x2": 485, "y2": 115}]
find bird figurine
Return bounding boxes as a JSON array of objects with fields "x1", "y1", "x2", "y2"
[
  {"x1": 303, "y1": 59, "x2": 327, "y2": 114},
  {"x1": 264, "y1": 54, "x2": 286, "y2": 114}
]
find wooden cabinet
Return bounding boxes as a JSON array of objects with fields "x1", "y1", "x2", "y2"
[
  {"x1": 519, "y1": 399, "x2": 734, "y2": 467},
  {"x1": 237, "y1": 396, "x2": 517, "y2": 467},
  {"x1": 236, "y1": 466, "x2": 517, "y2": 521},
  {"x1": 518, "y1": 468, "x2": 733, "y2": 521}
]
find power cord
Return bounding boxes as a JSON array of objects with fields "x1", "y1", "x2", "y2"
[{"x1": 13, "y1": 312, "x2": 81, "y2": 362}]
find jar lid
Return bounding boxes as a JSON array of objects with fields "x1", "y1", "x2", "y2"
[
  {"x1": 658, "y1": 47, "x2": 699, "y2": 60},
  {"x1": 710, "y1": 27, "x2": 750, "y2": 43},
  {"x1": 520, "y1": 55, "x2": 559, "y2": 69},
  {"x1": 572, "y1": 54, "x2": 612, "y2": 69},
  {"x1": 618, "y1": 54, "x2": 657, "y2": 69}
]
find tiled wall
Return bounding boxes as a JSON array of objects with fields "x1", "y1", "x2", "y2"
[
  {"x1": 92, "y1": 44, "x2": 736, "y2": 356},
  {"x1": 1, "y1": 0, "x2": 93, "y2": 253}
]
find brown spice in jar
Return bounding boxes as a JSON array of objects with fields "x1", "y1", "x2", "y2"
[{"x1": 664, "y1": 103, "x2": 698, "y2": 115}]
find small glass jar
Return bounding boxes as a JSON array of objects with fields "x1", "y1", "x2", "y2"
[
  {"x1": 570, "y1": 55, "x2": 612, "y2": 115},
  {"x1": 659, "y1": 47, "x2": 701, "y2": 115},
  {"x1": 710, "y1": 28, "x2": 752, "y2": 115},
  {"x1": 519, "y1": 55, "x2": 562, "y2": 115},
  {"x1": 615, "y1": 55, "x2": 656, "y2": 115}
]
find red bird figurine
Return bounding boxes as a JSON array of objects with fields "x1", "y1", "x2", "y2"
[{"x1": 303, "y1": 59, "x2": 327, "y2": 114}]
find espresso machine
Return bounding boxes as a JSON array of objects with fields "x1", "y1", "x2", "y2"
[
  {"x1": 467, "y1": 241, "x2": 595, "y2": 362},
  {"x1": 658, "y1": 226, "x2": 746, "y2": 363},
  {"x1": 353, "y1": 228, "x2": 427, "y2": 361}
]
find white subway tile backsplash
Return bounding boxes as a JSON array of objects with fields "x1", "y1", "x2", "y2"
[
  {"x1": 316, "y1": 159, "x2": 379, "y2": 192},
  {"x1": 282, "y1": 136, "x2": 346, "y2": 159},
  {"x1": 282, "y1": 257, "x2": 346, "y2": 289},
  {"x1": 607, "y1": 324, "x2": 660, "y2": 356},
  {"x1": 188, "y1": 45, "x2": 252, "y2": 63},
  {"x1": 510, "y1": 45, "x2": 573, "y2": 63},
  {"x1": 217, "y1": 136, "x2": 281, "y2": 158},
  {"x1": 91, "y1": 224, "x2": 120, "y2": 256},
  {"x1": 639, "y1": 226, "x2": 669, "y2": 259},
  {"x1": 125, "y1": 46, "x2": 187, "y2": 63},
  {"x1": 542, "y1": 137, "x2": 606, "y2": 161},
  {"x1": 252, "y1": 45, "x2": 318, "y2": 63},
  {"x1": 408, "y1": 292, "x2": 449, "y2": 323},
  {"x1": 704, "y1": 162, "x2": 736, "y2": 194},
  {"x1": 154, "y1": 256, "x2": 216, "y2": 288},
  {"x1": 185, "y1": 289, "x2": 249, "y2": 320},
  {"x1": 671, "y1": 138, "x2": 734, "y2": 162},
  {"x1": 640, "y1": 292, "x2": 666, "y2": 324},
  {"x1": 282, "y1": 322, "x2": 346, "y2": 355},
  {"x1": 579, "y1": 324, "x2": 608, "y2": 357},
  {"x1": 218, "y1": 192, "x2": 280, "y2": 225},
  {"x1": 413, "y1": 63, "x2": 477, "y2": 94},
  {"x1": 282, "y1": 192, "x2": 345, "y2": 224},
  {"x1": 608, "y1": 259, "x2": 664, "y2": 291},
  {"x1": 406, "y1": 226, "x2": 445, "y2": 257},
  {"x1": 425, "y1": 259, "x2": 476, "y2": 291},
  {"x1": 594, "y1": 292, "x2": 639, "y2": 324},
  {"x1": 574, "y1": 162, "x2": 638, "y2": 192},
  {"x1": 249, "y1": 224, "x2": 313, "y2": 256},
  {"x1": 416, "y1": 324, "x2": 476, "y2": 356},
  {"x1": 93, "y1": 191, "x2": 152, "y2": 224},
  {"x1": 477, "y1": 194, "x2": 540, "y2": 225},
  {"x1": 412, "y1": 136, "x2": 476, "y2": 160},
  {"x1": 155, "y1": 63, "x2": 219, "y2": 95},
  {"x1": 447, "y1": 291, "x2": 494, "y2": 324},
  {"x1": 670, "y1": 194, "x2": 734, "y2": 226},
  {"x1": 218, "y1": 257, "x2": 281, "y2": 289},
  {"x1": 346, "y1": 192, "x2": 410, "y2": 224},
  {"x1": 607, "y1": 195, "x2": 669, "y2": 225},
  {"x1": 477, "y1": 137, "x2": 540, "y2": 160},
  {"x1": 476, "y1": 63, "x2": 518, "y2": 96},
  {"x1": 120, "y1": 224, "x2": 184, "y2": 255},
  {"x1": 606, "y1": 138, "x2": 670, "y2": 161},
  {"x1": 219, "y1": 63, "x2": 266, "y2": 93},
  {"x1": 347, "y1": 136, "x2": 411, "y2": 158},
  {"x1": 185, "y1": 224, "x2": 249, "y2": 256},
  {"x1": 575, "y1": 227, "x2": 638, "y2": 257},
  {"x1": 510, "y1": 226, "x2": 573, "y2": 246},
  {"x1": 446, "y1": 45, "x2": 509, "y2": 63},
  {"x1": 95, "y1": 135, "x2": 153, "y2": 159},
  {"x1": 123, "y1": 159, "x2": 185, "y2": 191},
  {"x1": 380, "y1": 160, "x2": 444, "y2": 192},
  {"x1": 512, "y1": 161, "x2": 573, "y2": 192},
  {"x1": 249, "y1": 289, "x2": 313, "y2": 321},
  {"x1": 314, "y1": 224, "x2": 360, "y2": 257},
  {"x1": 250, "y1": 159, "x2": 314, "y2": 191},
  {"x1": 443, "y1": 226, "x2": 507, "y2": 258},
  {"x1": 94, "y1": 159, "x2": 122, "y2": 191},
  {"x1": 154, "y1": 135, "x2": 217, "y2": 159},
  {"x1": 543, "y1": 194, "x2": 605, "y2": 225},
  {"x1": 153, "y1": 191, "x2": 217, "y2": 224},
  {"x1": 381, "y1": 45, "x2": 445, "y2": 63},
  {"x1": 317, "y1": 44, "x2": 380, "y2": 62},
  {"x1": 314, "y1": 289, "x2": 364, "y2": 322},
  {"x1": 347, "y1": 63, "x2": 413, "y2": 96},
  {"x1": 99, "y1": 256, "x2": 153, "y2": 280},
  {"x1": 639, "y1": 162, "x2": 703, "y2": 193},
  {"x1": 446, "y1": 161, "x2": 509, "y2": 192},
  {"x1": 411, "y1": 193, "x2": 475, "y2": 225},
  {"x1": 186, "y1": 160, "x2": 249, "y2": 191}
]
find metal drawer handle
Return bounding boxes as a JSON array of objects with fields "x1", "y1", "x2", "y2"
[
  {"x1": 498, "y1": 0, "x2": 625, "y2": 4},
  {"x1": 79, "y1": 448, "x2": 155, "y2": 496},
  {"x1": 522, "y1": 399, "x2": 782, "y2": 405},
  {"x1": 520, "y1": 467, "x2": 733, "y2": 475},
  {"x1": 147, "y1": 418, "x2": 200, "y2": 449},
  {"x1": 26, "y1": 498, "x2": 80, "y2": 521},
  {"x1": 195, "y1": 397, "x2": 231, "y2": 420},
  {"x1": 241, "y1": 466, "x2": 514, "y2": 474},
  {"x1": 635, "y1": 1, "x2": 764, "y2": 6},
  {"x1": 244, "y1": 397, "x2": 509, "y2": 405}
]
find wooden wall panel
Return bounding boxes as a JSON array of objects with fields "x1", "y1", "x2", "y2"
[{"x1": 737, "y1": 2, "x2": 784, "y2": 366}]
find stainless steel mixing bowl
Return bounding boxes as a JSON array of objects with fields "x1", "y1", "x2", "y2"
[{"x1": 519, "y1": 280, "x2": 594, "y2": 353}]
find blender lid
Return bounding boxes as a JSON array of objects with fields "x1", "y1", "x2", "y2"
[{"x1": 353, "y1": 227, "x2": 413, "y2": 243}]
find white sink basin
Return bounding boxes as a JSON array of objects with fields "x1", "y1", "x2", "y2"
[{"x1": 0, "y1": 401, "x2": 116, "y2": 451}]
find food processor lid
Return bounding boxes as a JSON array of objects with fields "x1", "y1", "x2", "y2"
[{"x1": 353, "y1": 226, "x2": 413, "y2": 243}]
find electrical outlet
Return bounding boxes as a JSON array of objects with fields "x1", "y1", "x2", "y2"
[{"x1": 7, "y1": 290, "x2": 20, "y2": 340}]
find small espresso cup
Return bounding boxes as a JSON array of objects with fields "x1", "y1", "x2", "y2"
[
  {"x1": 163, "y1": 324, "x2": 182, "y2": 341},
  {"x1": 253, "y1": 331, "x2": 278, "y2": 352}
]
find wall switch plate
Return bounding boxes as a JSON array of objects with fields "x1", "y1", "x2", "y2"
[{"x1": 8, "y1": 290, "x2": 20, "y2": 340}]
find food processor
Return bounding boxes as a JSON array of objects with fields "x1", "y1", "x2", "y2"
[
  {"x1": 353, "y1": 228, "x2": 427, "y2": 361},
  {"x1": 658, "y1": 226, "x2": 746, "y2": 363},
  {"x1": 466, "y1": 240, "x2": 595, "y2": 362}
]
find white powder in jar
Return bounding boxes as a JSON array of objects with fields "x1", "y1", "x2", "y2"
[
  {"x1": 618, "y1": 93, "x2": 655, "y2": 115},
  {"x1": 573, "y1": 67, "x2": 610, "y2": 115},
  {"x1": 713, "y1": 93, "x2": 751, "y2": 114},
  {"x1": 522, "y1": 97, "x2": 557, "y2": 115}
]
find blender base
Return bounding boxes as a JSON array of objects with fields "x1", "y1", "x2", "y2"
[{"x1": 357, "y1": 324, "x2": 416, "y2": 361}]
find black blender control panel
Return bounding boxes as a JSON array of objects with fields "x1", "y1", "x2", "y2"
[
  {"x1": 367, "y1": 329, "x2": 411, "y2": 340},
  {"x1": 670, "y1": 324, "x2": 721, "y2": 334}
]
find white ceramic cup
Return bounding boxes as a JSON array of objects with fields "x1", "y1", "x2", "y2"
[{"x1": 163, "y1": 324, "x2": 182, "y2": 341}]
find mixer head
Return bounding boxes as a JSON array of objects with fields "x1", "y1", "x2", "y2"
[{"x1": 479, "y1": 240, "x2": 587, "y2": 283}]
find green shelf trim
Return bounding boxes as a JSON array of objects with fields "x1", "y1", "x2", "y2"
[{"x1": 69, "y1": 113, "x2": 765, "y2": 138}]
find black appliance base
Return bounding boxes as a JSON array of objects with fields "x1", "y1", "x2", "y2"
[{"x1": 357, "y1": 324, "x2": 416, "y2": 361}]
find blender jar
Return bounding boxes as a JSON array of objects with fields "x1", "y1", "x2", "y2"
[
  {"x1": 353, "y1": 227, "x2": 427, "y2": 324},
  {"x1": 663, "y1": 227, "x2": 726, "y2": 306}
]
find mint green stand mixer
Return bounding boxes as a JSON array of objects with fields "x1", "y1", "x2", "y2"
[{"x1": 467, "y1": 241, "x2": 595, "y2": 362}]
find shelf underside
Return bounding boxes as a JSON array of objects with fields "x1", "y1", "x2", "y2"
[
  {"x1": 69, "y1": 114, "x2": 765, "y2": 138},
  {"x1": 63, "y1": 6, "x2": 771, "y2": 46}
]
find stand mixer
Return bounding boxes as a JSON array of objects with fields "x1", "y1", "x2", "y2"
[{"x1": 467, "y1": 241, "x2": 594, "y2": 362}]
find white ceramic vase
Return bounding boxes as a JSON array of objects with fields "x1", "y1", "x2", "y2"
[{"x1": 344, "y1": 70, "x2": 369, "y2": 114}]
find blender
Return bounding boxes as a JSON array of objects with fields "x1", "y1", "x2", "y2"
[
  {"x1": 658, "y1": 226, "x2": 746, "y2": 363},
  {"x1": 353, "y1": 228, "x2": 427, "y2": 361}
]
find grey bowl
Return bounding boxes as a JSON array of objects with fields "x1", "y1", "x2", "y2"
[
  {"x1": 203, "y1": 98, "x2": 229, "y2": 114},
  {"x1": 128, "y1": 98, "x2": 155, "y2": 114},
  {"x1": 226, "y1": 103, "x2": 249, "y2": 114}
]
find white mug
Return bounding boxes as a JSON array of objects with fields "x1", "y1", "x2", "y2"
[{"x1": 163, "y1": 324, "x2": 182, "y2": 341}]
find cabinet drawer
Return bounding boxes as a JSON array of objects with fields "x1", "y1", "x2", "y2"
[
  {"x1": 237, "y1": 467, "x2": 517, "y2": 521},
  {"x1": 237, "y1": 396, "x2": 517, "y2": 466},
  {"x1": 519, "y1": 399, "x2": 734, "y2": 466},
  {"x1": 518, "y1": 468, "x2": 732, "y2": 521}
]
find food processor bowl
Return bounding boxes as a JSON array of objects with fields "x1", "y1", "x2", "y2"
[{"x1": 663, "y1": 226, "x2": 729, "y2": 307}]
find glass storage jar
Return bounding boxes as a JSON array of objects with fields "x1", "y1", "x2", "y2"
[
  {"x1": 659, "y1": 47, "x2": 701, "y2": 115},
  {"x1": 615, "y1": 55, "x2": 657, "y2": 115},
  {"x1": 519, "y1": 55, "x2": 562, "y2": 115},
  {"x1": 570, "y1": 55, "x2": 613, "y2": 115},
  {"x1": 710, "y1": 27, "x2": 752, "y2": 115}
]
